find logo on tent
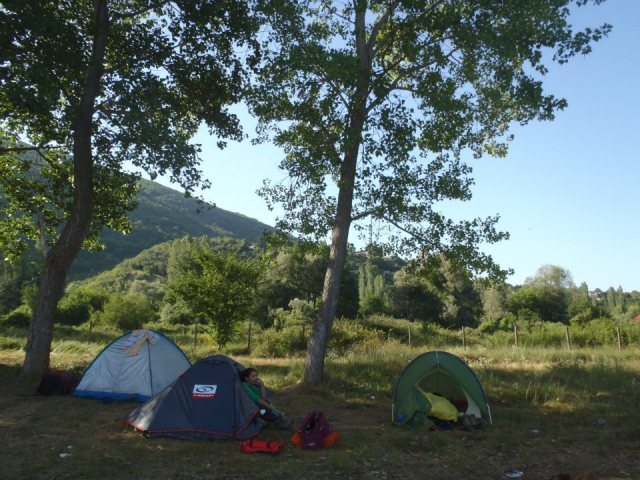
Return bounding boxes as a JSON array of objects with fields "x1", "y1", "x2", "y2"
[{"x1": 192, "y1": 384, "x2": 217, "y2": 398}]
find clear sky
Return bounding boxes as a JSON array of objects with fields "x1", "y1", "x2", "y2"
[{"x1": 150, "y1": 1, "x2": 640, "y2": 292}]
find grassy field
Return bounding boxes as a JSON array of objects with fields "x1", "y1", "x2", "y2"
[{"x1": 1, "y1": 327, "x2": 639, "y2": 480}]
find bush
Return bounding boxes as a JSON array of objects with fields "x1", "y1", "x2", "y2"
[
  {"x1": 361, "y1": 314, "x2": 429, "y2": 345},
  {"x1": 513, "y1": 321, "x2": 566, "y2": 348},
  {"x1": 2, "y1": 305, "x2": 31, "y2": 328},
  {"x1": 251, "y1": 325, "x2": 308, "y2": 357},
  {"x1": 328, "y1": 318, "x2": 384, "y2": 354},
  {"x1": 159, "y1": 302, "x2": 193, "y2": 326},
  {"x1": 57, "y1": 288, "x2": 108, "y2": 326},
  {"x1": 269, "y1": 299, "x2": 316, "y2": 331},
  {"x1": 570, "y1": 309, "x2": 594, "y2": 327},
  {"x1": 128, "y1": 279, "x2": 166, "y2": 309},
  {"x1": 0, "y1": 334, "x2": 23, "y2": 349},
  {"x1": 478, "y1": 319, "x2": 499, "y2": 334},
  {"x1": 481, "y1": 329, "x2": 517, "y2": 348},
  {"x1": 620, "y1": 321, "x2": 640, "y2": 345},
  {"x1": 20, "y1": 283, "x2": 38, "y2": 313},
  {"x1": 97, "y1": 293, "x2": 156, "y2": 331},
  {"x1": 479, "y1": 313, "x2": 517, "y2": 334},
  {"x1": 571, "y1": 317, "x2": 619, "y2": 348}
]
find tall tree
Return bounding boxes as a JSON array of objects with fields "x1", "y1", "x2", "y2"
[
  {"x1": 260, "y1": 242, "x2": 359, "y2": 319},
  {"x1": 250, "y1": 0, "x2": 610, "y2": 383},
  {"x1": 166, "y1": 238, "x2": 264, "y2": 348},
  {"x1": 521, "y1": 264, "x2": 573, "y2": 322},
  {"x1": 0, "y1": 0, "x2": 261, "y2": 376},
  {"x1": 525, "y1": 264, "x2": 575, "y2": 290},
  {"x1": 358, "y1": 259, "x2": 389, "y2": 315},
  {"x1": 391, "y1": 267, "x2": 442, "y2": 322},
  {"x1": 479, "y1": 284, "x2": 508, "y2": 325}
]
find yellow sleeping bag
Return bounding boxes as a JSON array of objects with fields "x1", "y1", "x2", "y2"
[{"x1": 422, "y1": 391, "x2": 459, "y2": 421}]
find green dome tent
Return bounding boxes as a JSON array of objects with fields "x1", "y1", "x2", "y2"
[{"x1": 392, "y1": 350, "x2": 492, "y2": 428}]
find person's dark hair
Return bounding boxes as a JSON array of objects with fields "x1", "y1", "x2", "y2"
[{"x1": 240, "y1": 367, "x2": 256, "y2": 382}]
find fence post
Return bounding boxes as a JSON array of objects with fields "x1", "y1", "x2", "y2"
[
  {"x1": 408, "y1": 324, "x2": 412, "y2": 348},
  {"x1": 514, "y1": 324, "x2": 519, "y2": 347},
  {"x1": 461, "y1": 326, "x2": 466, "y2": 351},
  {"x1": 193, "y1": 318, "x2": 199, "y2": 352},
  {"x1": 616, "y1": 325, "x2": 622, "y2": 351},
  {"x1": 565, "y1": 325, "x2": 572, "y2": 351}
]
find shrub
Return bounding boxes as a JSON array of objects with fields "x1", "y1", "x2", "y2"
[
  {"x1": 497, "y1": 313, "x2": 517, "y2": 331},
  {"x1": 0, "y1": 334, "x2": 23, "y2": 349},
  {"x1": 328, "y1": 318, "x2": 384, "y2": 354},
  {"x1": 269, "y1": 299, "x2": 316, "y2": 331},
  {"x1": 570, "y1": 309, "x2": 593, "y2": 327},
  {"x1": 2, "y1": 305, "x2": 31, "y2": 328},
  {"x1": 57, "y1": 288, "x2": 108, "y2": 326},
  {"x1": 571, "y1": 317, "x2": 619, "y2": 348},
  {"x1": 128, "y1": 279, "x2": 166, "y2": 309},
  {"x1": 621, "y1": 321, "x2": 640, "y2": 345},
  {"x1": 481, "y1": 329, "x2": 517, "y2": 348},
  {"x1": 362, "y1": 314, "x2": 428, "y2": 345},
  {"x1": 159, "y1": 302, "x2": 193, "y2": 326},
  {"x1": 478, "y1": 319, "x2": 500, "y2": 334},
  {"x1": 251, "y1": 325, "x2": 308, "y2": 357},
  {"x1": 98, "y1": 293, "x2": 156, "y2": 331},
  {"x1": 20, "y1": 283, "x2": 38, "y2": 313},
  {"x1": 478, "y1": 315, "x2": 518, "y2": 335}
]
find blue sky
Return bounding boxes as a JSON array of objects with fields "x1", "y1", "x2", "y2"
[{"x1": 152, "y1": 1, "x2": 640, "y2": 292}]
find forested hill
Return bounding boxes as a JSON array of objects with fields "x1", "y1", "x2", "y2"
[{"x1": 70, "y1": 179, "x2": 274, "y2": 280}]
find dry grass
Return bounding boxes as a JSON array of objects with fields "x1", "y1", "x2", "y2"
[{"x1": 1, "y1": 344, "x2": 640, "y2": 480}]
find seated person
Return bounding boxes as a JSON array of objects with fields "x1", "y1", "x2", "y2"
[{"x1": 240, "y1": 367, "x2": 292, "y2": 429}]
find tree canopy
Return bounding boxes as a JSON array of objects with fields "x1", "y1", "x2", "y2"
[
  {"x1": 166, "y1": 236, "x2": 264, "y2": 348},
  {"x1": 0, "y1": 0, "x2": 263, "y2": 375},
  {"x1": 249, "y1": 0, "x2": 611, "y2": 383}
]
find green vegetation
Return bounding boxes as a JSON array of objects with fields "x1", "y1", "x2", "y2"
[
  {"x1": 166, "y1": 236, "x2": 265, "y2": 348},
  {"x1": 249, "y1": 1, "x2": 611, "y2": 383},
  {"x1": 1, "y1": 0, "x2": 616, "y2": 384},
  {"x1": 0, "y1": 3, "x2": 631, "y2": 475},
  {"x1": 1, "y1": 321, "x2": 639, "y2": 479},
  {"x1": 1, "y1": 0, "x2": 266, "y2": 376},
  {"x1": 3, "y1": 230, "x2": 639, "y2": 360},
  {"x1": 70, "y1": 180, "x2": 275, "y2": 281}
]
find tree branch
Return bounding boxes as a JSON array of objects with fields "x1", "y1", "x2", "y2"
[
  {"x1": 381, "y1": 214, "x2": 437, "y2": 250},
  {"x1": 351, "y1": 208, "x2": 374, "y2": 222},
  {"x1": 113, "y1": 0, "x2": 174, "y2": 20}
]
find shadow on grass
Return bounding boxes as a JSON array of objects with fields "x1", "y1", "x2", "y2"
[
  {"x1": 481, "y1": 362, "x2": 640, "y2": 433},
  {"x1": 0, "y1": 362, "x2": 22, "y2": 381}
]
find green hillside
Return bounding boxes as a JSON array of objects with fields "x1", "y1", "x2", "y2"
[{"x1": 70, "y1": 179, "x2": 274, "y2": 280}]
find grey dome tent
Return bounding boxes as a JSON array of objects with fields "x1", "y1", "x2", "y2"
[
  {"x1": 392, "y1": 350, "x2": 492, "y2": 428},
  {"x1": 123, "y1": 355, "x2": 261, "y2": 440},
  {"x1": 73, "y1": 329, "x2": 191, "y2": 402}
]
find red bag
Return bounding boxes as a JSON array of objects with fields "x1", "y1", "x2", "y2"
[
  {"x1": 238, "y1": 439, "x2": 285, "y2": 455},
  {"x1": 292, "y1": 410, "x2": 338, "y2": 449},
  {"x1": 36, "y1": 369, "x2": 78, "y2": 395}
]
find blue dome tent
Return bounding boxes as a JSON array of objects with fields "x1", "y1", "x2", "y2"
[
  {"x1": 73, "y1": 329, "x2": 191, "y2": 402},
  {"x1": 124, "y1": 355, "x2": 262, "y2": 440}
]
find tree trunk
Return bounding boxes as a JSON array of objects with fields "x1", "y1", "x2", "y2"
[
  {"x1": 303, "y1": 5, "x2": 371, "y2": 385},
  {"x1": 21, "y1": 0, "x2": 110, "y2": 377},
  {"x1": 22, "y1": 249, "x2": 76, "y2": 375},
  {"x1": 303, "y1": 200, "x2": 353, "y2": 384}
]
